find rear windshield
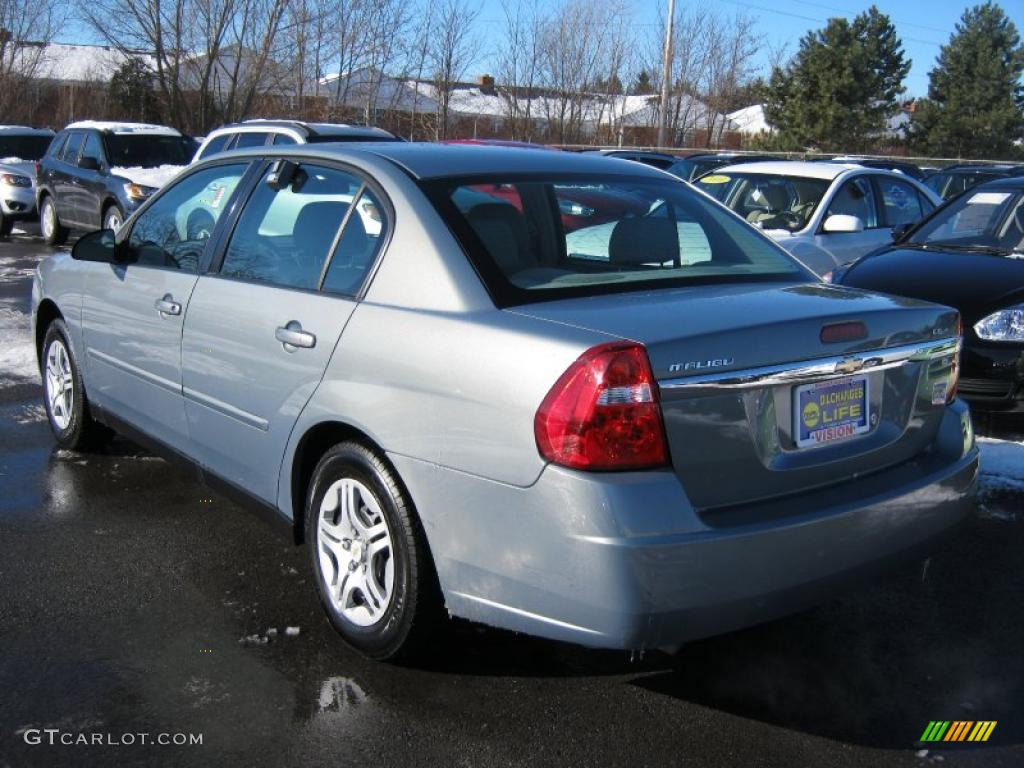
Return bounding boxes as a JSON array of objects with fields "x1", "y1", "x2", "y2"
[
  {"x1": 0, "y1": 134, "x2": 52, "y2": 161},
  {"x1": 102, "y1": 134, "x2": 194, "y2": 168},
  {"x1": 426, "y1": 175, "x2": 810, "y2": 306}
]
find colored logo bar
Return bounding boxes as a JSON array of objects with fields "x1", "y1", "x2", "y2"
[{"x1": 920, "y1": 721, "x2": 997, "y2": 742}]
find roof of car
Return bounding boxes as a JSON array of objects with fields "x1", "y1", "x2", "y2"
[
  {"x1": 711, "y1": 160, "x2": 860, "y2": 180},
  {"x1": 325, "y1": 142, "x2": 672, "y2": 180},
  {"x1": 932, "y1": 163, "x2": 1024, "y2": 174},
  {"x1": 969, "y1": 175, "x2": 1024, "y2": 190},
  {"x1": 64, "y1": 121, "x2": 183, "y2": 137},
  {"x1": 0, "y1": 125, "x2": 55, "y2": 136}
]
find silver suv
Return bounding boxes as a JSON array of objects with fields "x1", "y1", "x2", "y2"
[{"x1": 192, "y1": 120, "x2": 400, "y2": 164}]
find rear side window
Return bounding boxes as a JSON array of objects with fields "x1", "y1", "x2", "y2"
[
  {"x1": 272, "y1": 134, "x2": 297, "y2": 146},
  {"x1": 430, "y1": 176, "x2": 808, "y2": 306},
  {"x1": 233, "y1": 132, "x2": 270, "y2": 149},
  {"x1": 197, "y1": 134, "x2": 231, "y2": 160},
  {"x1": 878, "y1": 177, "x2": 925, "y2": 227},
  {"x1": 220, "y1": 163, "x2": 385, "y2": 294},
  {"x1": 59, "y1": 132, "x2": 84, "y2": 163},
  {"x1": 126, "y1": 163, "x2": 248, "y2": 272}
]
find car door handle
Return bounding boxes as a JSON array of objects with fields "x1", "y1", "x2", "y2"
[
  {"x1": 154, "y1": 295, "x2": 181, "y2": 316},
  {"x1": 275, "y1": 323, "x2": 316, "y2": 350}
]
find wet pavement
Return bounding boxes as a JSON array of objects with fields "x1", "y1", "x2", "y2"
[{"x1": 1, "y1": 237, "x2": 1022, "y2": 767}]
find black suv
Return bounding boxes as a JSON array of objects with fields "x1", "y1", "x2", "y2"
[
  {"x1": 36, "y1": 121, "x2": 196, "y2": 244},
  {"x1": 923, "y1": 163, "x2": 1024, "y2": 200}
]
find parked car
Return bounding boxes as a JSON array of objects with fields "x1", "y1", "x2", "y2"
[
  {"x1": 36, "y1": 121, "x2": 196, "y2": 244},
  {"x1": 582, "y1": 149, "x2": 679, "y2": 170},
  {"x1": 32, "y1": 144, "x2": 975, "y2": 660},
  {"x1": 924, "y1": 163, "x2": 1024, "y2": 201},
  {"x1": 695, "y1": 161, "x2": 942, "y2": 276},
  {"x1": 666, "y1": 152, "x2": 779, "y2": 182},
  {"x1": 814, "y1": 156, "x2": 927, "y2": 181},
  {"x1": 0, "y1": 125, "x2": 54, "y2": 237},
  {"x1": 835, "y1": 178, "x2": 1024, "y2": 412},
  {"x1": 193, "y1": 119, "x2": 400, "y2": 163}
]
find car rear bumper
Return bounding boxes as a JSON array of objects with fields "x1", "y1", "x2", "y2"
[{"x1": 392, "y1": 400, "x2": 978, "y2": 650}]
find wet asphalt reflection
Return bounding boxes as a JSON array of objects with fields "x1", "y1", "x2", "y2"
[{"x1": 1, "y1": 237, "x2": 1021, "y2": 767}]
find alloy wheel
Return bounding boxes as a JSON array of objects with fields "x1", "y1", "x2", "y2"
[{"x1": 45, "y1": 338, "x2": 74, "y2": 431}]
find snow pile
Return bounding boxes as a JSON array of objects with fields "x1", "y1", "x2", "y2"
[
  {"x1": 111, "y1": 164, "x2": 185, "y2": 189},
  {"x1": 66, "y1": 120, "x2": 180, "y2": 136},
  {"x1": 978, "y1": 437, "x2": 1024, "y2": 493},
  {"x1": 0, "y1": 300, "x2": 37, "y2": 382}
]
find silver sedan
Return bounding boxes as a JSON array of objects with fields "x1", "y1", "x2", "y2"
[{"x1": 32, "y1": 144, "x2": 977, "y2": 659}]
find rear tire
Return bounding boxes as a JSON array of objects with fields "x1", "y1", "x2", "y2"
[
  {"x1": 41, "y1": 319, "x2": 111, "y2": 450},
  {"x1": 306, "y1": 441, "x2": 441, "y2": 661},
  {"x1": 40, "y1": 196, "x2": 68, "y2": 246}
]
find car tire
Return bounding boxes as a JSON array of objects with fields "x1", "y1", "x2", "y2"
[
  {"x1": 40, "y1": 196, "x2": 68, "y2": 246},
  {"x1": 306, "y1": 441, "x2": 441, "y2": 661},
  {"x1": 41, "y1": 319, "x2": 112, "y2": 450},
  {"x1": 103, "y1": 204, "x2": 125, "y2": 233}
]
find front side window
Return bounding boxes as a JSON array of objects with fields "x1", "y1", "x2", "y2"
[
  {"x1": 431, "y1": 175, "x2": 809, "y2": 306},
  {"x1": 696, "y1": 172, "x2": 828, "y2": 232},
  {"x1": 878, "y1": 177, "x2": 925, "y2": 227},
  {"x1": 826, "y1": 177, "x2": 878, "y2": 228},
  {"x1": 81, "y1": 133, "x2": 105, "y2": 165},
  {"x1": 127, "y1": 163, "x2": 248, "y2": 272},
  {"x1": 220, "y1": 163, "x2": 385, "y2": 293}
]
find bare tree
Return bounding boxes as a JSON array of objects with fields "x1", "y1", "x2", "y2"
[
  {"x1": 0, "y1": 0, "x2": 64, "y2": 119},
  {"x1": 494, "y1": 0, "x2": 545, "y2": 141},
  {"x1": 428, "y1": 0, "x2": 480, "y2": 139},
  {"x1": 700, "y1": 12, "x2": 761, "y2": 146}
]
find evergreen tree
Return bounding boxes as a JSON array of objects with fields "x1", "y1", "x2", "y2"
[
  {"x1": 632, "y1": 70, "x2": 655, "y2": 95},
  {"x1": 109, "y1": 57, "x2": 160, "y2": 124},
  {"x1": 763, "y1": 6, "x2": 909, "y2": 151},
  {"x1": 909, "y1": 3, "x2": 1024, "y2": 159}
]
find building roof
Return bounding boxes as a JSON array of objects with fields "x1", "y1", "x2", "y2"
[
  {"x1": 21, "y1": 43, "x2": 155, "y2": 83},
  {"x1": 726, "y1": 104, "x2": 770, "y2": 135}
]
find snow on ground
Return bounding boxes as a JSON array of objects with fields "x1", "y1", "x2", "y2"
[
  {"x1": 977, "y1": 436, "x2": 1024, "y2": 521},
  {"x1": 0, "y1": 298, "x2": 37, "y2": 382}
]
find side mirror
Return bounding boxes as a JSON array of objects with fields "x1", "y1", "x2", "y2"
[
  {"x1": 71, "y1": 229, "x2": 121, "y2": 263},
  {"x1": 822, "y1": 214, "x2": 865, "y2": 234},
  {"x1": 78, "y1": 156, "x2": 102, "y2": 172},
  {"x1": 891, "y1": 222, "x2": 914, "y2": 241}
]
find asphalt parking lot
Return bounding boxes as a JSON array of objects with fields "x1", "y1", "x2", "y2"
[{"x1": 1, "y1": 234, "x2": 1022, "y2": 767}]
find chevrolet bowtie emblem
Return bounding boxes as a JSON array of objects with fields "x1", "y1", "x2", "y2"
[{"x1": 834, "y1": 358, "x2": 866, "y2": 375}]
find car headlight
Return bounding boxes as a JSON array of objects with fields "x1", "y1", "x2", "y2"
[
  {"x1": 1, "y1": 173, "x2": 32, "y2": 187},
  {"x1": 123, "y1": 183, "x2": 157, "y2": 200},
  {"x1": 974, "y1": 305, "x2": 1024, "y2": 342}
]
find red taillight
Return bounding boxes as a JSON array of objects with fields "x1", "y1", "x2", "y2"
[
  {"x1": 534, "y1": 342, "x2": 669, "y2": 471},
  {"x1": 820, "y1": 321, "x2": 867, "y2": 343}
]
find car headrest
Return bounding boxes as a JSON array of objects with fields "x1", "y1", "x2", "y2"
[
  {"x1": 609, "y1": 218, "x2": 679, "y2": 266},
  {"x1": 293, "y1": 200, "x2": 349, "y2": 260},
  {"x1": 467, "y1": 203, "x2": 533, "y2": 274}
]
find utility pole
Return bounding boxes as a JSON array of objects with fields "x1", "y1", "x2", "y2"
[{"x1": 657, "y1": 0, "x2": 675, "y2": 149}]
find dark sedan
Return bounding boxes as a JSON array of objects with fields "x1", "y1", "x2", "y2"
[{"x1": 837, "y1": 178, "x2": 1024, "y2": 412}]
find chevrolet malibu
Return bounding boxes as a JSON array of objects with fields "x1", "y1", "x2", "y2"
[{"x1": 32, "y1": 144, "x2": 978, "y2": 660}]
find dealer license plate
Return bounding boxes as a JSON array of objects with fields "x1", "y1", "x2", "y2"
[{"x1": 794, "y1": 376, "x2": 870, "y2": 448}]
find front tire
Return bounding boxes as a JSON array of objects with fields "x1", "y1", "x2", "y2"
[
  {"x1": 103, "y1": 204, "x2": 124, "y2": 233},
  {"x1": 40, "y1": 196, "x2": 68, "y2": 246},
  {"x1": 307, "y1": 442, "x2": 440, "y2": 660},
  {"x1": 41, "y1": 320, "x2": 110, "y2": 450}
]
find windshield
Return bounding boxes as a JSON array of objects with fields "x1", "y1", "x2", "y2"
[
  {"x1": 428, "y1": 175, "x2": 810, "y2": 306},
  {"x1": 695, "y1": 172, "x2": 829, "y2": 232},
  {"x1": 0, "y1": 135, "x2": 52, "y2": 161},
  {"x1": 667, "y1": 158, "x2": 723, "y2": 181},
  {"x1": 102, "y1": 134, "x2": 194, "y2": 168},
  {"x1": 925, "y1": 171, "x2": 1000, "y2": 200},
  {"x1": 908, "y1": 188, "x2": 1024, "y2": 253}
]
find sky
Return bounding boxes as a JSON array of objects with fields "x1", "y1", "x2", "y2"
[{"x1": 56, "y1": 0, "x2": 994, "y2": 98}]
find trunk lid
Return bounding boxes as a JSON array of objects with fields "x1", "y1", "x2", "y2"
[{"x1": 512, "y1": 282, "x2": 960, "y2": 513}]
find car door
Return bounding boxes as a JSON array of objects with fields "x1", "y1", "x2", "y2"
[
  {"x1": 181, "y1": 161, "x2": 387, "y2": 503},
  {"x1": 54, "y1": 131, "x2": 85, "y2": 225},
  {"x1": 81, "y1": 162, "x2": 251, "y2": 452},
  {"x1": 77, "y1": 131, "x2": 108, "y2": 227},
  {"x1": 814, "y1": 175, "x2": 888, "y2": 265}
]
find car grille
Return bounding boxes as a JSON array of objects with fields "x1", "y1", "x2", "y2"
[{"x1": 959, "y1": 378, "x2": 1014, "y2": 398}]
